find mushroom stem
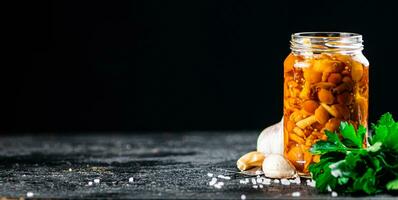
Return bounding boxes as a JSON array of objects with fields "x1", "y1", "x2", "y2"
[
  {"x1": 293, "y1": 127, "x2": 306, "y2": 137},
  {"x1": 296, "y1": 115, "x2": 317, "y2": 129},
  {"x1": 320, "y1": 103, "x2": 340, "y2": 118}
]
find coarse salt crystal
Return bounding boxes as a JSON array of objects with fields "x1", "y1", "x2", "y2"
[
  {"x1": 94, "y1": 179, "x2": 100, "y2": 184},
  {"x1": 214, "y1": 184, "x2": 222, "y2": 189},
  {"x1": 259, "y1": 184, "x2": 264, "y2": 188},
  {"x1": 217, "y1": 175, "x2": 231, "y2": 180},
  {"x1": 273, "y1": 179, "x2": 280, "y2": 184},
  {"x1": 263, "y1": 181, "x2": 271, "y2": 185},
  {"x1": 217, "y1": 182, "x2": 224, "y2": 186},
  {"x1": 209, "y1": 178, "x2": 217, "y2": 186},
  {"x1": 252, "y1": 185, "x2": 258, "y2": 189},
  {"x1": 256, "y1": 177, "x2": 263, "y2": 184},
  {"x1": 26, "y1": 192, "x2": 34, "y2": 198},
  {"x1": 88, "y1": 181, "x2": 93, "y2": 186},
  {"x1": 292, "y1": 192, "x2": 301, "y2": 197},
  {"x1": 251, "y1": 178, "x2": 257, "y2": 185},
  {"x1": 129, "y1": 177, "x2": 134, "y2": 183},
  {"x1": 307, "y1": 180, "x2": 316, "y2": 187},
  {"x1": 239, "y1": 179, "x2": 247, "y2": 184},
  {"x1": 281, "y1": 179, "x2": 290, "y2": 185},
  {"x1": 241, "y1": 194, "x2": 246, "y2": 200},
  {"x1": 294, "y1": 176, "x2": 301, "y2": 184},
  {"x1": 207, "y1": 173, "x2": 213, "y2": 177},
  {"x1": 68, "y1": 168, "x2": 72, "y2": 172},
  {"x1": 331, "y1": 191, "x2": 338, "y2": 197},
  {"x1": 327, "y1": 185, "x2": 332, "y2": 192}
]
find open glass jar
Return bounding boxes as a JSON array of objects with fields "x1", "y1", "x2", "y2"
[{"x1": 283, "y1": 32, "x2": 369, "y2": 175}]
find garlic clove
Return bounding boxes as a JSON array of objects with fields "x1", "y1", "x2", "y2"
[
  {"x1": 262, "y1": 154, "x2": 297, "y2": 179},
  {"x1": 237, "y1": 151, "x2": 265, "y2": 171},
  {"x1": 257, "y1": 118, "x2": 284, "y2": 155}
]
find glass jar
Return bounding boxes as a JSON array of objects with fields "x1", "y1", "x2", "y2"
[{"x1": 283, "y1": 32, "x2": 369, "y2": 175}]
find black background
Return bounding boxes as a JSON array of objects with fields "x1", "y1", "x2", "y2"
[{"x1": 3, "y1": 0, "x2": 398, "y2": 133}]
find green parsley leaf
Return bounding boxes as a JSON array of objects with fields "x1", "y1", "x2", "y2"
[
  {"x1": 309, "y1": 112, "x2": 398, "y2": 195},
  {"x1": 387, "y1": 179, "x2": 398, "y2": 190},
  {"x1": 340, "y1": 122, "x2": 363, "y2": 148}
]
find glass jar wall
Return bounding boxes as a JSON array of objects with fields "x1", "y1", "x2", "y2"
[{"x1": 283, "y1": 32, "x2": 369, "y2": 174}]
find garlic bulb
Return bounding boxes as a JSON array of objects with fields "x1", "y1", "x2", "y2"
[
  {"x1": 257, "y1": 118, "x2": 284, "y2": 155},
  {"x1": 262, "y1": 154, "x2": 296, "y2": 179}
]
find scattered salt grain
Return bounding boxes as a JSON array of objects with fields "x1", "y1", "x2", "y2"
[
  {"x1": 88, "y1": 181, "x2": 93, "y2": 186},
  {"x1": 251, "y1": 178, "x2": 257, "y2": 185},
  {"x1": 209, "y1": 178, "x2": 217, "y2": 186},
  {"x1": 259, "y1": 184, "x2": 264, "y2": 188},
  {"x1": 281, "y1": 179, "x2": 290, "y2": 185},
  {"x1": 307, "y1": 179, "x2": 316, "y2": 187},
  {"x1": 26, "y1": 192, "x2": 34, "y2": 198},
  {"x1": 207, "y1": 173, "x2": 213, "y2": 177},
  {"x1": 239, "y1": 179, "x2": 248, "y2": 184},
  {"x1": 292, "y1": 192, "x2": 301, "y2": 197},
  {"x1": 241, "y1": 194, "x2": 246, "y2": 200},
  {"x1": 256, "y1": 177, "x2": 263, "y2": 184},
  {"x1": 213, "y1": 181, "x2": 224, "y2": 189},
  {"x1": 273, "y1": 179, "x2": 280, "y2": 184},
  {"x1": 68, "y1": 168, "x2": 72, "y2": 172},
  {"x1": 94, "y1": 179, "x2": 100, "y2": 184},
  {"x1": 327, "y1": 185, "x2": 332, "y2": 192},
  {"x1": 263, "y1": 180, "x2": 271, "y2": 185},
  {"x1": 252, "y1": 185, "x2": 258, "y2": 189},
  {"x1": 129, "y1": 177, "x2": 134, "y2": 183},
  {"x1": 331, "y1": 191, "x2": 338, "y2": 197},
  {"x1": 293, "y1": 176, "x2": 301, "y2": 184},
  {"x1": 217, "y1": 175, "x2": 231, "y2": 180}
]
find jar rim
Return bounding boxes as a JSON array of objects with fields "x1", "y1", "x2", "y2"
[
  {"x1": 291, "y1": 32, "x2": 363, "y2": 53},
  {"x1": 292, "y1": 32, "x2": 362, "y2": 39}
]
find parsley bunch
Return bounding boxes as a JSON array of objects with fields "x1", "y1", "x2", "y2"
[{"x1": 309, "y1": 113, "x2": 398, "y2": 194}]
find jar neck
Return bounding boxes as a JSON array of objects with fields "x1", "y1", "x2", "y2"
[{"x1": 290, "y1": 32, "x2": 363, "y2": 55}]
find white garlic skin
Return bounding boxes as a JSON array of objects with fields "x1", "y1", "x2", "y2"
[
  {"x1": 262, "y1": 154, "x2": 296, "y2": 179},
  {"x1": 257, "y1": 118, "x2": 284, "y2": 156}
]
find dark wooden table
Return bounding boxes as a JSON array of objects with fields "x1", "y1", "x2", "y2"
[{"x1": 0, "y1": 132, "x2": 395, "y2": 199}]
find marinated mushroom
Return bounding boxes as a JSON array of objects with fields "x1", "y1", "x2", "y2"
[
  {"x1": 318, "y1": 89, "x2": 334, "y2": 104},
  {"x1": 284, "y1": 52, "x2": 368, "y2": 173}
]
